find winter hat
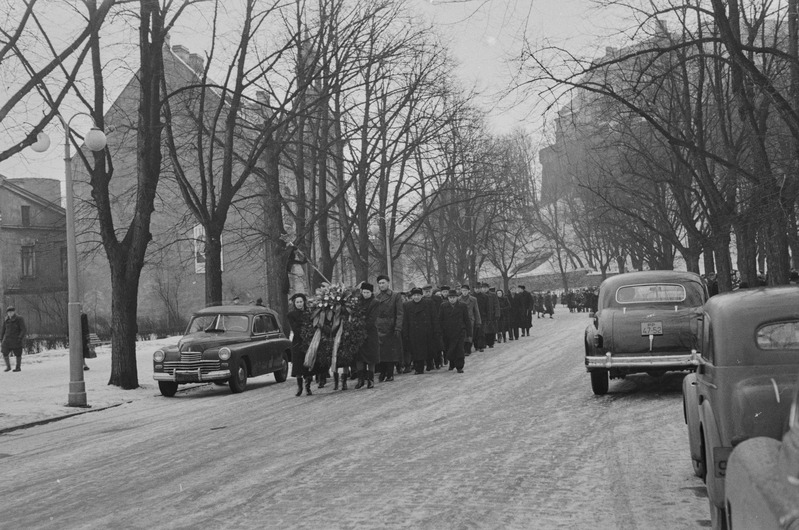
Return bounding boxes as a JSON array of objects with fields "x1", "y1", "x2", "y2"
[
  {"x1": 361, "y1": 282, "x2": 375, "y2": 293},
  {"x1": 376, "y1": 274, "x2": 390, "y2": 283},
  {"x1": 410, "y1": 287, "x2": 423, "y2": 296}
]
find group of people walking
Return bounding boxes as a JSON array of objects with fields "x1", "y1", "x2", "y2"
[{"x1": 285, "y1": 277, "x2": 543, "y2": 397}]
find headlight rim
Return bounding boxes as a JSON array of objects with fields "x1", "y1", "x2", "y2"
[
  {"x1": 153, "y1": 350, "x2": 165, "y2": 362},
  {"x1": 218, "y1": 347, "x2": 232, "y2": 361}
]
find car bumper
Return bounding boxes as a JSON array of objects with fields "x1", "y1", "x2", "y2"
[
  {"x1": 586, "y1": 351, "x2": 697, "y2": 370},
  {"x1": 153, "y1": 369, "x2": 231, "y2": 383}
]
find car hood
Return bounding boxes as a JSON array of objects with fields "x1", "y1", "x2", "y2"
[
  {"x1": 601, "y1": 307, "x2": 700, "y2": 354},
  {"x1": 177, "y1": 332, "x2": 246, "y2": 352}
]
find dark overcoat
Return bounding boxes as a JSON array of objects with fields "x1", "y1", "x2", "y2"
[
  {"x1": 402, "y1": 299, "x2": 441, "y2": 362},
  {"x1": 509, "y1": 293, "x2": 524, "y2": 328},
  {"x1": 497, "y1": 295, "x2": 511, "y2": 332},
  {"x1": 439, "y1": 301, "x2": 470, "y2": 361},
  {"x1": 484, "y1": 291, "x2": 500, "y2": 334},
  {"x1": 287, "y1": 308, "x2": 310, "y2": 377},
  {"x1": 357, "y1": 296, "x2": 380, "y2": 365},
  {"x1": 0, "y1": 315, "x2": 26, "y2": 354},
  {"x1": 375, "y1": 289, "x2": 404, "y2": 363}
]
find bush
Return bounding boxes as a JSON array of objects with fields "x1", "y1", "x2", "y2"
[{"x1": 24, "y1": 335, "x2": 68, "y2": 355}]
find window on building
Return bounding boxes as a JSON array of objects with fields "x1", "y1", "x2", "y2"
[
  {"x1": 60, "y1": 247, "x2": 68, "y2": 277},
  {"x1": 21, "y1": 246, "x2": 35, "y2": 277},
  {"x1": 21, "y1": 205, "x2": 30, "y2": 227}
]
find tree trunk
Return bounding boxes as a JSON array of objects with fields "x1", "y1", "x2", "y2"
[
  {"x1": 734, "y1": 213, "x2": 758, "y2": 287},
  {"x1": 108, "y1": 260, "x2": 140, "y2": 389},
  {"x1": 204, "y1": 228, "x2": 223, "y2": 305},
  {"x1": 262, "y1": 139, "x2": 291, "y2": 331},
  {"x1": 712, "y1": 231, "x2": 734, "y2": 292}
]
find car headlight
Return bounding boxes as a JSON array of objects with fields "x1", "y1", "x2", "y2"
[
  {"x1": 219, "y1": 347, "x2": 231, "y2": 361},
  {"x1": 153, "y1": 350, "x2": 165, "y2": 362}
]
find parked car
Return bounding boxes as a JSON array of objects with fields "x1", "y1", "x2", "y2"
[
  {"x1": 152, "y1": 305, "x2": 291, "y2": 397},
  {"x1": 724, "y1": 373, "x2": 799, "y2": 530},
  {"x1": 584, "y1": 270, "x2": 706, "y2": 395},
  {"x1": 682, "y1": 286, "x2": 799, "y2": 529}
]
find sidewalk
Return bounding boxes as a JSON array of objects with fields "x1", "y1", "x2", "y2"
[{"x1": 0, "y1": 337, "x2": 182, "y2": 433}]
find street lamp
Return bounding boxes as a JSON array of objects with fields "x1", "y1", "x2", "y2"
[{"x1": 31, "y1": 113, "x2": 107, "y2": 407}]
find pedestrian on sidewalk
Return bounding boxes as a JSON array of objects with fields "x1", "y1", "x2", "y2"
[
  {"x1": 354, "y1": 283, "x2": 379, "y2": 389},
  {"x1": 496, "y1": 289, "x2": 510, "y2": 343},
  {"x1": 375, "y1": 275, "x2": 403, "y2": 382},
  {"x1": 1, "y1": 306, "x2": 26, "y2": 372},
  {"x1": 287, "y1": 293, "x2": 314, "y2": 396},
  {"x1": 440, "y1": 290, "x2": 469, "y2": 373},
  {"x1": 81, "y1": 312, "x2": 96, "y2": 371}
]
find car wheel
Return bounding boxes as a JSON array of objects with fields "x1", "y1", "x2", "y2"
[
  {"x1": 699, "y1": 430, "x2": 709, "y2": 483},
  {"x1": 590, "y1": 369, "x2": 609, "y2": 395},
  {"x1": 274, "y1": 356, "x2": 288, "y2": 383},
  {"x1": 229, "y1": 359, "x2": 248, "y2": 393},
  {"x1": 692, "y1": 457, "x2": 706, "y2": 480},
  {"x1": 158, "y1": 381, "x2": 178, "y2": 397}
]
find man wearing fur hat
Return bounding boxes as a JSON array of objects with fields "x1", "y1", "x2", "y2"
[
  {"x1": 402, "y1": 287, "x2": 440, "y2": 374},
  {"x1": 375, "y1": 275, "x2": 403, "y2": 382},
  {"x1": 439, "y1": 290, "x2": 470, "y2": 373}
]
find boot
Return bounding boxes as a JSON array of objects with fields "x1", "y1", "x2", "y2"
[
  {"x1": 3, "y1": 356, "x2": 10, "y2": 372},
  {"x1": 354, "y1": 370, "x2": 365, "y2": 389},
  {"x1": 295, "y1": 377, "x2": 303, "y2": 397},
  {"x1": 305, "y1": 376, "x2": 313, "y2": 396},
  {"x1": 366, "y1": 370, "x2": 374, "y2": 389},
  {"x1": 333, "y1": 372, "x2": 339, "y2": 390},
  {"x1": 341, "y1": 374, "x2": 348, "y2": 390},
  {"x1": 13, "y1": 355, "x2": 21, "y2": 372}
]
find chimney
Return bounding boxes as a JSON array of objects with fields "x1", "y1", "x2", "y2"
[
  {"x1": 188, "y1": 53, "x2": 204, "y2": 74},
  {"x1": 172, "y1": 44, "x2": 190, "y2": 64}
]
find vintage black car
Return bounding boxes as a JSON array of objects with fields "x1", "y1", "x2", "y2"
[
  {"x1": 152, "y1": 305, "x2": 291, "y2": 397},
  {"x1": 584, "y1": 270, "x2": 706, "y2": 395},
  {"x1": 725, "y1": 373, "x2": 799, "y2": 529},
  {"x1": 682, "y1": 286, "x2": 799, "y2": 529}
]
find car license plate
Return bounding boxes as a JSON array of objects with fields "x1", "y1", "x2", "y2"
[
  {"x1": 641, "y1": 322, "x2": 663, "y2": 335},
  {"x1": 174, "y1": 371, "x2": 197, "y2": 383}
]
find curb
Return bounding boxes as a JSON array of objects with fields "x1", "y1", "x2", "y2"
[{"x1": 0, "y1": 401, "x2": 130, "y2": 436}]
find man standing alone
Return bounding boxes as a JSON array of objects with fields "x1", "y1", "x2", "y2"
[
  {"x1": 1, "y1": 306, "x2": 26, "y2": 372},
  {"x1": 375, "y1": 275, "x2": 403, "y2": 382}
]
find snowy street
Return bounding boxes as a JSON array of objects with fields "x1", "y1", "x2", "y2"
[{"x1": 0, "y1": 311, "x2": 709, "y2": 529}]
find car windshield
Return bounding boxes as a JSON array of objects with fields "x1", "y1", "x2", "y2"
[
  {"x1": 186, "y1": 314, "x2": 250, "y2": 333},
  {"x1": 615, "y1": 284, "x2": 687, "y2": 304},
  {"x1": 756, "y1": 321, "x2": 799, "y2": 350}
]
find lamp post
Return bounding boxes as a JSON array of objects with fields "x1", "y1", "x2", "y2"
[{"x1": 32, "y1": 114, "x2": 107, "y2": 407}]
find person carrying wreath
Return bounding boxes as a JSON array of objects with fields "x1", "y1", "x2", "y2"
[
  {"x1": 287, "y1": 293, "x2": 314, "y2": 396},
  {"x1": 374, "y1": 274, "x2": 403, "y2": 382}
]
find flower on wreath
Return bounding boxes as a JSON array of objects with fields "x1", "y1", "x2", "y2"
[{"x1": 301, "y1": 283, "x2": 366, "y2": 367}]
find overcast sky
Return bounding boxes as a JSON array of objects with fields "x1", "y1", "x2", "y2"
[{"x1": 0, "y1": 0, "x2": 631, "y2": 183}]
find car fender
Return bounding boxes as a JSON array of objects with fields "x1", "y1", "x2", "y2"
[
  {"x1": 683, "y1": 373, "x2": 702, "y2": 462},
  {"x1": 700, "y1": 399, "x2": 725, "y2": 507}
]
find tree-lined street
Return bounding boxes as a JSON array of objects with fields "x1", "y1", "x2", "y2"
[{"x1": 1, "y1": 312, "x2": 709, "y2": 529}]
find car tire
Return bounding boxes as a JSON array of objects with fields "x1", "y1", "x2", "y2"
[
  {"x1": 692, "y1": 457, "x2": 706, "y2": 480},
  {"x1": 159, "y1": 381, "x2": 178, "y2": 397},
  {"x1": 274, "y1": 357, "x2": 288, "y2": 383},
  {"x1": 590, "y1": 369, "x2": 609, "y2": 395},
  {"x1": 229, "y1": 359, "x2": 248, "y2": 393}
]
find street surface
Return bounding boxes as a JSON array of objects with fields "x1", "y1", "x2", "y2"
[{"x1": 0, "y1": 311, "x2": 709, "y2": 529}]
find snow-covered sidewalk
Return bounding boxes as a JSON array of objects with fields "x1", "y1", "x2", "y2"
[{"x1": 0, "y1": 337, "x2": 184, "y2": 433}]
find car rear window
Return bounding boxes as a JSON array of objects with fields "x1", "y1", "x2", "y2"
[
  {"x1": 615, "y1": 284, "x2": 687, "y2": 304},
  {"x1": 756, "y1": 321, "x2": 799, "y2": 350}
]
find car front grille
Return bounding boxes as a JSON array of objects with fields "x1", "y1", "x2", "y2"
[{"x1": 163, "y1": 351, "x2": 221, "y2": 375}]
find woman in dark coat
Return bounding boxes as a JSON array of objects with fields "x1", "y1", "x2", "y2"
[
  {"x1": 439, "y1": 289, "x2": 470, "y2": 373},
  {"x1": 402, "y1": 287, "x2": 441, "y2": 374},
  {"x1": 496, "y1": 289, "x2": 511, "y2": 343},
  {"x1": 355, "y1": 283, "x2": 379, "y2": 389},
  {"x1": 287, "y1": 294, "x2": 313, "y2": 396}
]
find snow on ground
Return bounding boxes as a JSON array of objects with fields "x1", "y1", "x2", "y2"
[{"x1": 0, "y1": 336, "x2": 186, "y2": 432}]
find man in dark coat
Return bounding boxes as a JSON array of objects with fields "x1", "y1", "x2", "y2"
[
  {"x1": 544, "y1": 291, "x2": 555, "y2": 318},
  {"x1": 402, "y1": 287, "x2": 441, "y2": 374},
  {"x1": 508, "y1": 286, "x2": 523, "y2": 340},
  {"x1": 485, "y1": 285, "x2": 500, "y2": 348},
  {"x1": 474, "y1": 284, "x2": 489, "y2": 352},
  {"x1": 375, "y1": 274, "x2": 403, "y2": 382},
  {"x1": 518, "y1": 285, "x2": 533, "y2": 336},
  {"x1": 423, "y1": 285, "x2": 444, "y2": 369},
  {"x1": 355, "y1": 283, "x2": 379, "y2": 389},
  {"x1": 1, "y1": 306, "x2": 26, "y2": 372},
  {"x1": 439, "y1": 290, "x2": 470, "y2": 373},
  {"x1": 458, "y1": 284, "x2": 481, "y2": 354}
]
